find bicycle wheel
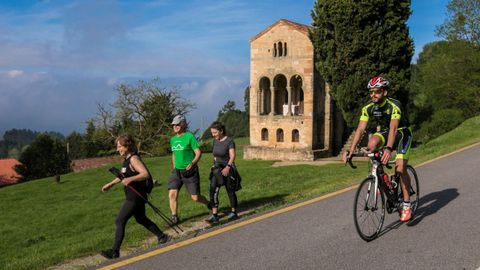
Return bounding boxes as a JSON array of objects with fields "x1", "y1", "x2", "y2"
[
  {"x1": 353, "y1": 177, "x2": 386, "y2": 241},
  {"x1": 406, "y1": 165, "x2": 420, "y2": 216}
]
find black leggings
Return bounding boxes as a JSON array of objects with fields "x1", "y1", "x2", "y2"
[
  {"x1": 112, "y1": 199, "x2": 163, "y2": 251},
  {"x1": 209, "y1": 174, "x2": 237, "y2": 210}
]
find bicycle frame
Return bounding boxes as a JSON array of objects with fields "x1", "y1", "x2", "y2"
[
  {"x1": 365, "y1": 152, "x2": 381, "y2": 209},
  {"x1": 349, "y1": 149, "x2": 399, "y2": 210}
]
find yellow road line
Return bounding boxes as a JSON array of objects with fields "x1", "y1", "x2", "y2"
[
  {"x1": 415, "y1": 141, "x2": 480, "y2": 168},
  {"x1": 99, "y1": 142, "x2": 480, "y2": 269},
  {"x1": 98, "y1": 185, "x2": 358, "y2": 269}
]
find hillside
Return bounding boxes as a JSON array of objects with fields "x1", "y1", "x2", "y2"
[{"x1": 1, "y1": 115, "x2": 479, "y2": 270}]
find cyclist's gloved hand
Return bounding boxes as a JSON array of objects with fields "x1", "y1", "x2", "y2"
[
  {"x1": 381, "y1": 147, "x2": 392, "y2": 164},
  {"x1": 343, "y1": 150, "x2": 352, "y2": 164}
]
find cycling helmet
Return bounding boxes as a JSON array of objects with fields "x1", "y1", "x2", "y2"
[{"x1": 367, "y1": 76, "x2": 389, "y2": 89}]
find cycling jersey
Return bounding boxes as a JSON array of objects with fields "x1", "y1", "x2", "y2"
[
  {"x1": 359, "y1": 98, "x2": 412, "y2": 160},
  {"x1": 360, "y1": 98, "x2": 409, "y2": 131}
]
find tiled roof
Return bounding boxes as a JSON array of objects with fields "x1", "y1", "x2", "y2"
[
  {"x1": 0, "y1": 158, "x2": 21, "y2": 186},
  {"x1": 250, "y1": 18, "x2": 312, "y2": 42}
]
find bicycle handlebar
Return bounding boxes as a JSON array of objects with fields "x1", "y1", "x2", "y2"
[{"x1": 346, "y1": 149, "x2": 393, "y2": 169}]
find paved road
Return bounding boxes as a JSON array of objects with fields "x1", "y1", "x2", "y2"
[{"x1": 99, "y1": 144, "x2": 480, "y2": 270}]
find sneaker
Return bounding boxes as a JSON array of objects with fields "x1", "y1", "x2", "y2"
[
  {"x1": 400, "y1": 206, "x2": 412, "y2": 222},
  {"x1": 158, "y1": 233, "x2": 171, "y2": 244},
  {"x1": 205, "y1": 214, "x2": 219, "y2": 224},
  {"x1": 100, "y1": 249, "x2": 119, "y2": 259},
  {"x1": 227, "y1": 212, "x2": 238, "y2": 221},
  {"x1": 171, "y1": 215, "x2": 179, "y2": 225}
]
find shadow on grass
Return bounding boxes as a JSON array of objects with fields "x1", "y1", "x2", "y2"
[{"x1": 176, "y1": 193, "x2": 290, "y2": 224}]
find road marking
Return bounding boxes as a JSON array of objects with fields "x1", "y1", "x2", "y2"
[
  {"x1": 99, "y1": 142, "x2": 480, "y2": 269},
  {"x1": 98, "y1": 185, "x2": 358, "y2": 269},
  {"x1": 415, "y1": 141, "x2": 480, "y2": 168}
]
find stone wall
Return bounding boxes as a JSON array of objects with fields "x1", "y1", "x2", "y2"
[
  {"x1": 243, "y1": 145, "x2": 330, "y2": 161},
  {"x1": 71, "y1": 156, "x2": 122, "y2": 172}
]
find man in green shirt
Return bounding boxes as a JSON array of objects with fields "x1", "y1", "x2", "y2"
[{"x1": 168, "y1": 115, "x2": 210, "y2": 225}]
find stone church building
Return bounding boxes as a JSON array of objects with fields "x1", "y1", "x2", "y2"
[{"x1": 243, "y1": 19, "x2": 346, "y2": 161}]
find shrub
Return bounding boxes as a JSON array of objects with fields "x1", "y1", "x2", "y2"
[{"x1": 416, "y1": 109, "x2": 464, "y2": 143}]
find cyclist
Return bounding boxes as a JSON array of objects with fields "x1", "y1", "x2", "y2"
[{"x1": 342, "y1": 76, "x2": 414, "y2": 222}]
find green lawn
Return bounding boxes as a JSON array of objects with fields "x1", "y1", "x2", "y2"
[{"x1": 1, "y1": 115, "x2": 479, "y2": 270}]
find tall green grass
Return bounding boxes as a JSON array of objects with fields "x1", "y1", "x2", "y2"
[{"x1": 0, "y1": 115, "x2": 478, "y2": 270}]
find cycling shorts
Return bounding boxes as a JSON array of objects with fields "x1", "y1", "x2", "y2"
[{"x1": 373, "y1": 127, "x2": 413, "y2": 160}]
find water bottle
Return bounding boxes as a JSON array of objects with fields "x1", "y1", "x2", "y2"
[{"x1": 382, "y1": 174, "x2": 392, "y2": 191}]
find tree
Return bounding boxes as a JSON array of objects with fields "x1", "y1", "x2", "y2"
[
  {"x1": 244, "y1": 85, "x2": 250, "y2": 131},
  {"x1": 436, "y1": 0, "x2": 480, "y2": 47},
  {"x1": 15, "y1": 134, "x2": 71, "y2": 181},
  {"x1": 0, "y1": 129, "x2": 64, "y2": 158},
  {"x1": 202, "y1": 100, "x2": 248, "y2": 140},
  {"x1": 3, "y1": 129, "x2": 38, "y2": 149},
  {"x1": 409, "y1": 40, "x2": 480, "y2": 142},
  {"x1": 218, "y1": 100, "x2": 237, "y2": 118},
  {"x1": 65, "y1": 132, "x2": 86, "y2": 160},
  {"x1": 310, "y1": 0, "x2": 414, "y2": 127},
  {"x1": 96, "y1": 78, "x2": 194, "y2": 155}
]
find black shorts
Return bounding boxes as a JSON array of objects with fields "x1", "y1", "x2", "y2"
[
  {"x1": 168, "y1": 168, "x2": 201, "y2": 195},
  {"x1": 373, "y1": 127, "x2": 413, "y2": 160}
]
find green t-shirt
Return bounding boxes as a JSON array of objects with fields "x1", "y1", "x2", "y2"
[{"x1": 170, "y1": 132, "x2": 200, "y2": 169}]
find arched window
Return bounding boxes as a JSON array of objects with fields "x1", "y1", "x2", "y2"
[
  {"x1": 273, "y1": 41, "x2": 287, "y2": 57},
  {"x1": 276, "y1": 129, "x2": 284, "y2": 142},
  {"x1": 292, "y1": 129, "x2": 300, "y2": 142},
  {"x1": 273, "y1": 74, "x2": 287, "y2": 115},
  {"x1": 261, "y1": 128, "x2": 269, "y2": 141},
  {"x1": 259, "y1": 77, "x2": 271, "y2": 114},
  {"x1": 290, "y1": 75, "x2": 304, "y2": 115}
]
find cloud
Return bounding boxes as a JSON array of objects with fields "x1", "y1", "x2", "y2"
[
  {"x1": 179, "y1": 77, "x2": 249, "y2": 132},
  {"x1": 6, "y1": 70, "x2": 24, "y2": 78},
  {"x1": 0, "y1": 71, "x2": 115, "y2": 135}
]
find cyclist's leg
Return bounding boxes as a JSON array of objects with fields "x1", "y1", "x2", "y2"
[
  {"x1": 394, "y1": 128, "x2": 413, "y2": 203},
  {"x1": 394, "y1": 128, "x2": 414, "y2": 221},
  {"x1": 368, "y1": 131, "x2": 386, "y2": 151}
]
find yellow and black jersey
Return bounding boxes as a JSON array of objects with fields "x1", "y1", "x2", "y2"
[{"x1": 360, "y1": 98, "x2": 410, "y2": 131}]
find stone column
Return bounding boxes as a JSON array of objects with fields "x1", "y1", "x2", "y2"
[
  {"x1": 287, "y1": 86, "x2": 292, "y2": 115},
  {"x1": 270, "y1": 86, "x2": 275, "y2": 115},
  {"x1": 258, "y1": 88, "x2": 262, "y2": 114},
  {"x1": 324, "y1": 82, "x2": 333, "y2": 155}
]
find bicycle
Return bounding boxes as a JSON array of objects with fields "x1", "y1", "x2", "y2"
[{"x1": 347, "y1": 148, "x2": 419, "y2": 241}]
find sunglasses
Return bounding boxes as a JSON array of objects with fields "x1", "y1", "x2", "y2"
[
  {"x1": 172, "y1": 124, "x2": 181, "y2": 127},
  {"x1": 369, "y1": 89, "x2": 384, "y2": 95}
]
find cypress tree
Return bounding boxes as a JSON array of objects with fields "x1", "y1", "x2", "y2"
[{"x1": 310, "y1": 0, "x2": 414, "y2": 127}]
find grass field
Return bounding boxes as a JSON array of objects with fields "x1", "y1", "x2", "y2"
[{"x1": 0, "y1": 115, "x2": 479, "y2": 270}]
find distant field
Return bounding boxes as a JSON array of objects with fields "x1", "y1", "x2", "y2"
[{"x1": 1, "y1": 116, "x2": 479, "y2": 270}]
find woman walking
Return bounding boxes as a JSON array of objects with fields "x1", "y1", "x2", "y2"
[
  {"x1": 100, "y1": 134, "x2": 169, "y2": 259},
  {"x1": 206, "y1": 121, "x2": 239, "y2": 223}
]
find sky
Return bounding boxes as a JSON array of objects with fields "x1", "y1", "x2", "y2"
[{"x1": 0, "y1": 0, "x2": 450, "y2": 137}]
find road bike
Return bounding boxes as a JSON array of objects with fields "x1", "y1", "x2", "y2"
[{"x1": 347, "y1": 148, "x2": 419, "y2": 241}]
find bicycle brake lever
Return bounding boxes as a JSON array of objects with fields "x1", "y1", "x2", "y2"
[{"x1": 346, "y1": 151, "x2": 357, "y2": 169}]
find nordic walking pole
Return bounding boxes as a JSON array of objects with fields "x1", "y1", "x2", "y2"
[{"x1": 108, "y1": 167, "x2": 184, "y2": 234}]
